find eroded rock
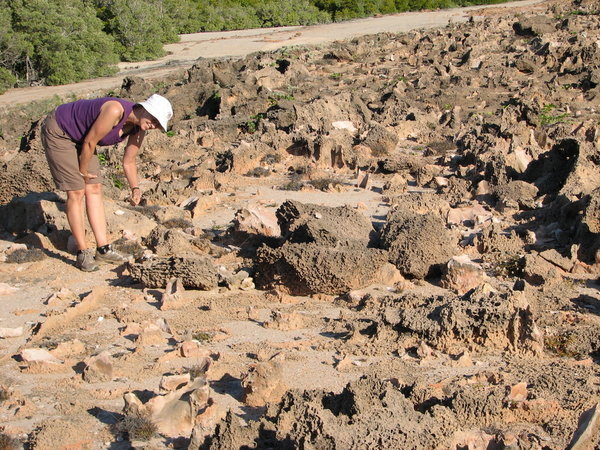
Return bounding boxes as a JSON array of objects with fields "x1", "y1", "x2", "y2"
[{"x1": 129, "y1": 256, "x2": 219, "y2": 289}]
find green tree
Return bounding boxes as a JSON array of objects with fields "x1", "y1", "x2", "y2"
[
  {"x1": 379, "y1": 0, "x2": 398, "y2": 14},
  {"x1": 0, "y1": 68, "x2": 16, "y2": 94},
  {"x1": 0, "y1": 3, "x2": 31, "y2": 84},
  {"x1": 394, "y1": 0, "x2": 411, "y2": 11},
  {"x1": 408, "y1": 0, "x2": 455, "y2": 9},
  {"x1": 256, "y1": 0, "x2": 330, "y2": 27},
  {"x1": 162, "y1": 0, "x2": 206, "y2": 34},
  {"x1": 199, "y1": 2, "x2": 262, "y2": 31},
  {"x1": 95, "y1": 0, "x2": 179, "y2": 61},
  {"x1": 10, "y1": 0, "x2": 118, "y2": 85}
]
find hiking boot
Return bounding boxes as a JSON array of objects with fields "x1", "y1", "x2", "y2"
[
  {"x1": 95, "y1": 245, "x2": 130, "y2": 264},
  {"x1": 76, "y1": 249, "x2": 99, "y2": 272}
]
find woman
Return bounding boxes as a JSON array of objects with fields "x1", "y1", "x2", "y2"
[{"x1": 41, "y1": 94, "x2": 173, "y2": 272}]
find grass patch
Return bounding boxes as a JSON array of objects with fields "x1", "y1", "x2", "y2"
[
  {"x1": 109, "y1": 174, "x2": 125, "y2": 189},
  {"x1": 544, "y1": 333, "x2": 583, "y2": 358},
  {"x1": 268, "y1": 92, "x2": 295, "y2": 107},
  {"x1": 280, "y1": 179, "x2": 303, "y2": 191},
  {"x1": 261, "y1": 153, "x2": 282, "y2": 165},
  {"x1": 308, "y1": 177, "x2": 343, "y2": 191},
  {"x1": 117, "y1": 413, "x2": 157, "y2": 442},
  {"x1": 492, "y1": 255, "x2": 525, "y2": 278},
  {"x1": 539, "y1": 104, "x2": 570, "y2": 126},
  {"x1": 246, "y1": 167, "x2": 271, "y2": 178},
  {"x1": 0, "y1": 433, "x2": 20, "y2": 450},
  {"x1": 5, "y1": 248, "x2": 46, "y2": 264},
  {"x1": 97, "y1": 152, "x2": 108, "y2": 166},
  {"x1": 242, "y1": 113, "x2": 267, "y2": 134},
  {"x1": 192, "y1": 331, "x2": 213, "y2": 343},
  {"x1": 162, "y1": 218, "x2": 193, "y2": 229}
]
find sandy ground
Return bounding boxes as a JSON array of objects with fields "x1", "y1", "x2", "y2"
[
  {"x1": 5, "y1": 1, "x2": 598, "y2": 448},
  {"x1": 0, "y1": 0, "x2": 547, "y2": 108}
]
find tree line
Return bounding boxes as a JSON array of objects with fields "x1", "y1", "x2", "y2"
[{"x1": 0, "y1": 0, "x2": 511, "y2": 93}]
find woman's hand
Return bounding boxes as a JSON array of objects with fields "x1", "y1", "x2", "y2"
[{"x1": 130, "y1": 187, "x2": 142, "y2": 206}]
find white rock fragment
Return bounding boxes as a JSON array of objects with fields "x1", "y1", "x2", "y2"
[
  {"x1": 0, "y1": 283, "x2": 19, "y2": 295},
  {"x1": 0, "y1": 326, "x2": 23, "y2": 338},
  {"x1": 332, "y1": 121, "x2": 357, "y2": 133}
]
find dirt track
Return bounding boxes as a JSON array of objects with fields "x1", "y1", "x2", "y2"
[{"x1": 0, "y1": 0, "x2": 546, "y2": 108}]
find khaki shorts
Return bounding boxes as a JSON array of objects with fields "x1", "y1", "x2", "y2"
[{"x1": 41, "y1": 109, "x2": 102, "y2": 191}]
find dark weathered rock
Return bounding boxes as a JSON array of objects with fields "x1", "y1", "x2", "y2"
[
  {"x1": 144, "y1": 226, "x2": 208, "y2": 257},
  {"x1": 379, "y1": 208, "x2": 456, "y2": 278},
  {"x1": 255, "y1": 242, "x2": 392, "y2": 295},
  {"x1": 276, "y1": 200, "x2": 377, "y2": 247},
  {"x1": 493, "y1": 180, "x2": 539, "y2": 210},
  {"x1": 391, "y1": 285, "x2": 543, "y2": 354},
  {"x1": 0, "y1": 192, "x2": 67, "y2": 234},
  {"x1": 513, "y1": 16, "x2": 556, "y2": 37},
  {"x1": 361, "y1": 123, "x2": 398, "y2": 156},
  {"x1": 129, "y1": 256, "x2": 219, "y2": 289}
]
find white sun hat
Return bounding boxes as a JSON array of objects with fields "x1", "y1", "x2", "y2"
[{"x1": 138, "y1": 94, "x2": 173, "y2": 131}]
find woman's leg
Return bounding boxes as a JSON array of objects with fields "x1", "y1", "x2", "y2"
[
  {"x1": 65, "y1": 189, "x2": 87, "y2": 250},
  {"x1": 84, "y1": 182, "x2": 108, "y2": 248},
  {"x1": 86, "y1": 182, "x2": 129, "y2": 263}
]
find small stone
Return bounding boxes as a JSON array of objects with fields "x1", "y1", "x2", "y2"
[
  {"x1": 51, "y1": 339, "x2": 86, "y2": 358},
  {"x1": 45, "y1": 287, "x2": 76, "y2": 306},
  {"x1": 331, "y1": 120, "x2": 357, "y2": 133},
  {"x1": 136, "y1": 323, "x2": 167, "y2": 347},
  {"x1": 233, "y1": 205, "x2": 280, "y2": 237},
  {"x1": 335, "y1": 355, "x2": 353, "y2": 372},
  {"x1": 160, "y1": 373, "x2": 191, "y2": 392},
  {"x1": 83, "y1": 351, "x2": 114, "y2": 383},
  {"x1": 241, "y1": 360, "x2": 287, "y2": 407},
  {"x1": 240, "y1": 277, "x2": 255, "y2": 291},
  {"x1": 263, "y1": 311, "x2": 305, "y2": 331},
  {"x1": 476, "y1": 180, "x2": 492, "y2": 196},
  {"x1": 357, "y1": 172, "x2": 370, "y2": 189},
  {"x1": 21, "y1": 348, "x2": 65, "y2": 373},
  {"x1": 452, "y1": 351, "x2": 473, "y2": 368},
  {"x1": 568, "y1": 402, "x2": 600, "y2": 450},
  {"x1": 180, "y1": 341, "x2": 211, "y2": 359},
  {"x1": 416, "y1": 341, "x2": 433, "y2": 359},
  {"x1": 376, "y1": 263, "x2": 405, "y2": 285},
  {"x1": 160, "y1": 277, "x2": 185, "y2": 311},
  {"x1": 434, "y1": 176, "x2": 449, "y2": 187},
  {"x1": 441, "y1": 255, "x2": 486, "y2": 295},
  {"x1": 508, "y1": 382, "x2": 528, "y2": 403}
]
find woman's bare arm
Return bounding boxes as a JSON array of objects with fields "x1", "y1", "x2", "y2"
[
  {"x1": 79, "y1": 101, "x2": 124, "y2": 180},
  {"x1": 123, "y1": 128, "x2": 146, "y2": 205}
]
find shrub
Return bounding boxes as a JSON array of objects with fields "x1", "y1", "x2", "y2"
[
  {"x1": 0, "y1": 68, "x2": 16, "y2": 94},
  {"x1": 0, "y1": 433, "x2": 20, "y2": 450},
  {"x1": 117, "y1": 413, "x2": 157, "y2": 441},
  {"x1": 95, "y1": 0, "x2": 178, "y2": 62},
  {"x1": 256, "y1": 0, "x2": 330, "y2": 27},
  {"x1": 10, "y1": 0, "x2": 119, "y2": 85}
]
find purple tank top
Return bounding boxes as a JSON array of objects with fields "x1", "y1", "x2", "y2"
[{"x1": 55, "y1": 97, "x2": 136, "y2": 146}]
